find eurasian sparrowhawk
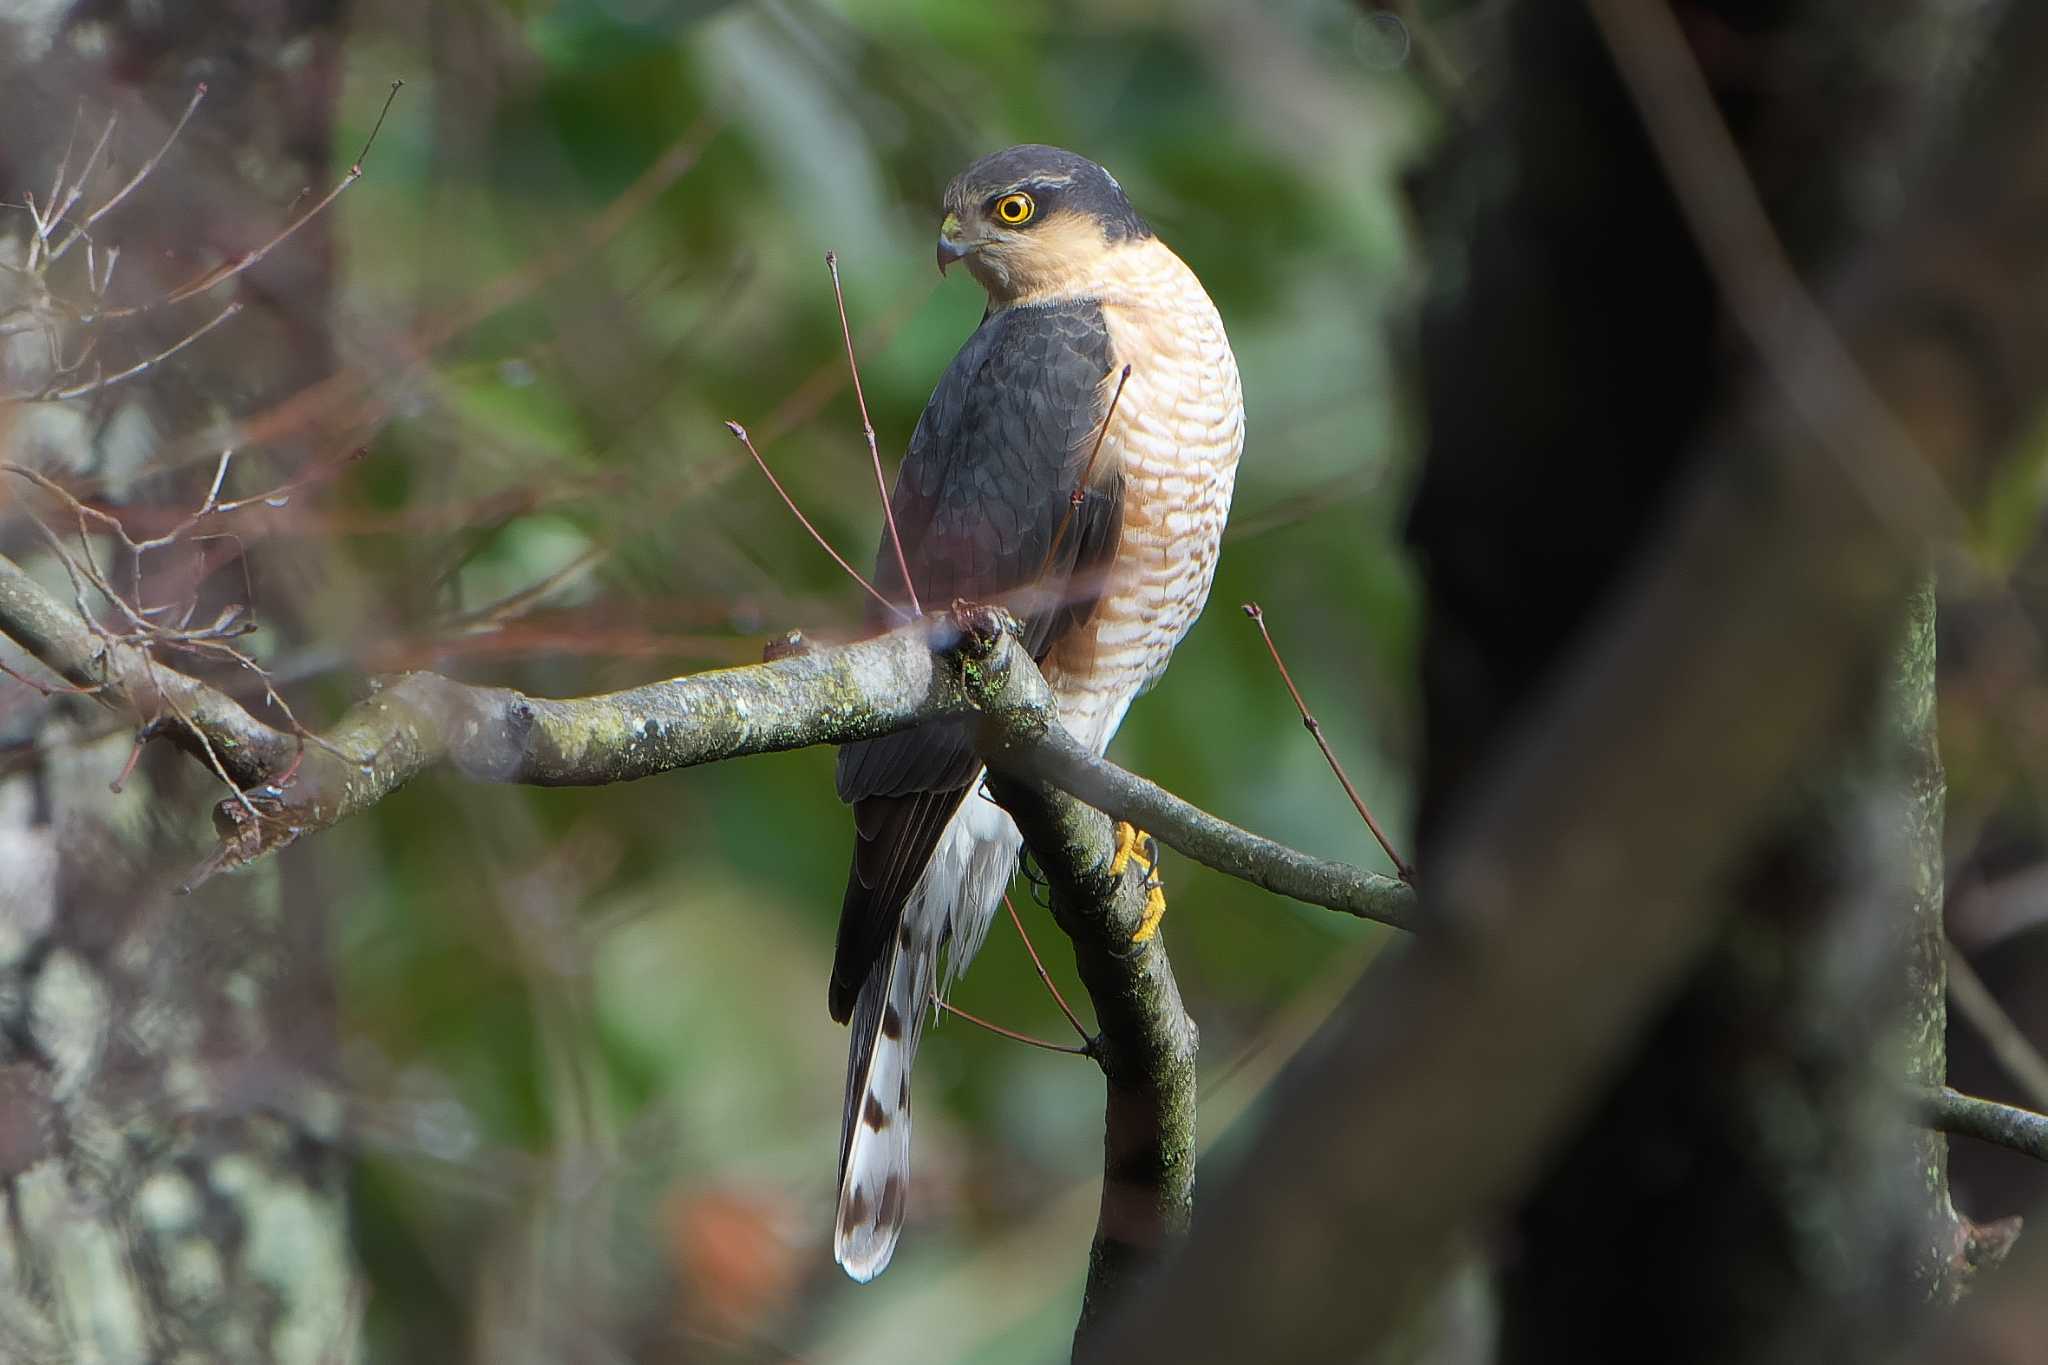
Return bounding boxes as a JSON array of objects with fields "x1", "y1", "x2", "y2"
[{"x1": 830, "y1": 145, "x2": 1243, "y2": 1280}]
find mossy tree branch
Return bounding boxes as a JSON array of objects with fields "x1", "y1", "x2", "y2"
[
  {"x1": 984, "y1": 765, "x2": 1199, "y2": 1355},
  {"x1": 1921, "y1": 1088, "x2": 2048, "y2": 1166},
  {"x1": 0, "y1": 550, "x2": 1416, "y2": 926},
  {"x1": 0, "y1": 547, "x2": 1400, "y2": 1343}
]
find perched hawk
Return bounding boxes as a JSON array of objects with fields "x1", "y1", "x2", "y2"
[{"x1": 830, "y1": 145, "x2": 1243, "y2": 1281}]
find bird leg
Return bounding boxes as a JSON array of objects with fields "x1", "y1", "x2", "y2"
[{"x1": 1111, "y1": 821, "x2": 1168, "y2": 942}]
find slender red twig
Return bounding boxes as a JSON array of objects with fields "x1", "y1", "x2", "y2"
[
  {"x1": 1004, "y1": 893, "x2": 1093, "y2": 1045},
  {"x1": 723, "y1": 421, "x2": 895, "y2": 615},
  {"x1": 931, "y1": 993, "x2": 1091, "y2": 1056},
  {"x1": 824, "y1": 250, "x2": 920, "y2": 619},
  {"x1": 115, "y1": 81, "x2": 400, "y2": 317},
  {"x1": 34, "y1": 112, "x2": 117, "y2": 269},
  {"x1": 1243, "y1": 601, "x2": 1416, "y2": 883},
  {"x1": 41, "y1": 300, "x2": 241, "y2": 401},
  {"x1": 0, "y1": 657, "x2": 102, "y2": 697},
  {"x1": 109, "y1": 729, "x2": 147, "y2": 794},
  {"x1": 1042, "y1": 363, "x2": 1133, "y2": 576},
  {"x1": 50, "y1": 83, "x2": 209, "y2": 262}
]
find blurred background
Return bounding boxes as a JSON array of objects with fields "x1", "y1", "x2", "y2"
[
  {"x1": 17, "y1": 0, "x2": 2048, "y2": 1359},
  {"x1": 1, "y1": 1, "x2": 1439, "y2": 1359}
]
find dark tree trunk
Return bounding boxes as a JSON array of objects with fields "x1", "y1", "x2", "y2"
[
  {"x1": 1407, "y1": 3, "x2": 1994, "y2": 1359},
  {"x1": 0, "y1": 4, "x2": 359, "y2": 1360}
]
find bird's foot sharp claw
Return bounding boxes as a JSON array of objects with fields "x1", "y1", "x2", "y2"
[{"x1": 1111, "y1": 822, "x2": 1165, "y2": 941}]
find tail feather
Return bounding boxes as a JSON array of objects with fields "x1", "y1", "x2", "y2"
[
  {"x1": 833, "y1": 793, "x2": 1025, "y2": 1281},
  {"x1": 835, "y1": 938, "x2": 929, "y2": 1281}
]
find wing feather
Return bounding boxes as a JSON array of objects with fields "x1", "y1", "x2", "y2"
[{"x1": 829, "y1": 299, "x2": 1124, "y2": 1020}]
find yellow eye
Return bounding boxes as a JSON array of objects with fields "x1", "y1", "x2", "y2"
[{"x1": 994, "y1": 192, "x2": 1035, "y2": 225}]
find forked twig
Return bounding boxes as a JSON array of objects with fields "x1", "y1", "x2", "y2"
[
  {"x1": 50, "y1": 83, "x2": 209, "y2": 262},
  {"x1": 32, "y1": 111, "x2": 117, "y2": 270},
  {"x1": 723, "y1": 421, "x2": 895, "y2": 615},
  {"x1": 38, "y1": 300, "x2": 241, "y2": 401},
  {"x1": 1243, "y1": 602, "x2": 1414, "y2": 882},
  {"x1": 825, "y1": 251, "x2": 919, "y2": 618},
  {"x1": 108, "y1": 81, "x2": 401, "y2": 318},
  {"x1": 931, "y1": 993, "x2": 1092, "y2": 1056},
  {"x1": 1005, "y1": 892, "x2": 1093, "y2": 1045}
]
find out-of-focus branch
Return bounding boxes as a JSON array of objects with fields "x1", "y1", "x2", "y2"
[
  {"x1": 1921, "y1": 1088, "x2": 2048, "y2": 1165},
  {"x1": 1076, "y1": 0, "x2": 2048, "y2": 1357}
]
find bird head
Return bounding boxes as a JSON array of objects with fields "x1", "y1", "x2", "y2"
[{"x1": 936, "y1": 145, "x2": 1151, "y2": 303}]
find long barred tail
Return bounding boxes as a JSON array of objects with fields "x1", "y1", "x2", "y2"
[
  {"x1": 834, "y1": 932, "x2": 930, "y2": 1281},
  {"x1": 833, "y1": 794, "x2": 1024, "y2": 1281}
]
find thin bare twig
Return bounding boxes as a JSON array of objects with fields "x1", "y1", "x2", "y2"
[
  {"x1": 1946, "y1": 941, "x2": 2048, "y2": 1113},
  {"x1": 0, "y1": 655, "x2": 100, "y2": 697},
  {"x1": 825, "y1": 250, "x2": 919, "y2": 619},
  {"x1": 50, "y1": 83, "x2": 209, "y2": 262},
  {"x1": 109, "y1": 727, "x2": 148, "y2": 794},
  {"x1": 1242, "y1": 602, "x2": 1414, "y2": 882},
  {"x1": 933, "y1": 993, "x2": 1092, "y2": 1056},
  {"x1": 1044, "y1": 364, "x2": 1133, "y2": 576},
  {"x1": 49, "y1": 114, "x2": 115, "y2": 235},
  {"x1": 37, "y1": 300, "x2": 241, "y2": 401},
  {"x1": 110, "y1": 80, "x2": 399, "y2": 318},
  {"x1": 723, "y1": 420, "x2": 895, "y2": 615},
  {"x1": 1005, "y1": 892, "x2": 1093, "y2": 1046}
]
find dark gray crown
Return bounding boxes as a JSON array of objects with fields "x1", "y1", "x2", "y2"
[{"x1": 946, "y1": 145, "x2": 1151, "y2": 242}]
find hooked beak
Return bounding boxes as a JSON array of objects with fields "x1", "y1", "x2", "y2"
[{"x1": 937, "y1": 212, "x2": 975, "y2": 275}]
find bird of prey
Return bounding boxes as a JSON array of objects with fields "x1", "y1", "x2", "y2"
[{"x1": 829, "y1": 144, "x2": 1243, "y2": 1281}]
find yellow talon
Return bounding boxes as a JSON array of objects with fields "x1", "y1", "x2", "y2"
[
  {"x1": 1132, "y1": 883, "x2": 1168, "y2": 943},
  {"x1": 1109, "y1": 821, "x2": 1152, "y2": 877},
  {"x1": 1111, "y1": 823, "x2": 1165, "y2": 941}
]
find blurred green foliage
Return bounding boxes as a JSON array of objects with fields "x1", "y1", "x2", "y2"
[{"x1": 322, "y1": 1, "x2": 1429, "y2": 1357}]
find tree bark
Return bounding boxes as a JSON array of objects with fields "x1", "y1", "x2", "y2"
[
  {"x1": 1412, "y1": 5, "x2": 1999, "y2": 1360},
  {"x1": 1072, "y1": 0, "x2": 2048, "y2": 1360},
  {"x1": 0, "y1": 4, "x2": 360, "y2": 1360}
]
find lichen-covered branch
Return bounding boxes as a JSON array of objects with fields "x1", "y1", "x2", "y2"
[
  {"x1": 0, "y1": 550, "x2": 297, "y2": 785},
  {"x1": 998, "y1": 722, "x2": 1417, "y2": 931},
  {"x1": 985, "y1": 768, "x2": 1198, "y2": 1354},
  {"x1": 0, "y1": 550, "x2": 1420, "y2": 936},
  {"x1": 1921, "y1": 1088, "x2": 2048, "y2": 1166},
  {"x1": 198, "y1": 606, "x2": 1056, "y2": 873},
  {"x1": 0, "y1": 544, "x2": 1396, "y2": 1346}
]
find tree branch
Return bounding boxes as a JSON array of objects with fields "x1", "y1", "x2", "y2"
[
  {"x1": 985, "y1": 768, "x2": 1198, "y2": 1353},
  {"x1": 1920, "y1": 1088, "x2": 2048, "y2": 1166},
  {"x1": 1074, "y1": 0, "x2": 2048, "y2": 1356},
  {"x1": 0, "y1": 549, "x2": 295, "y2": 785},
  {"x1": 0, "y1": 546, "x2": 1418, "y2": 934},
  {"x1": 195, "y1": 605, "x2": 1057, "y2": 874},
  {"x1": 0, "y1": 546, "x2": 1402, "y2": 1337},
  {"x1": 999, "y1": 723, "x2": 1418, "y2": 931}
]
